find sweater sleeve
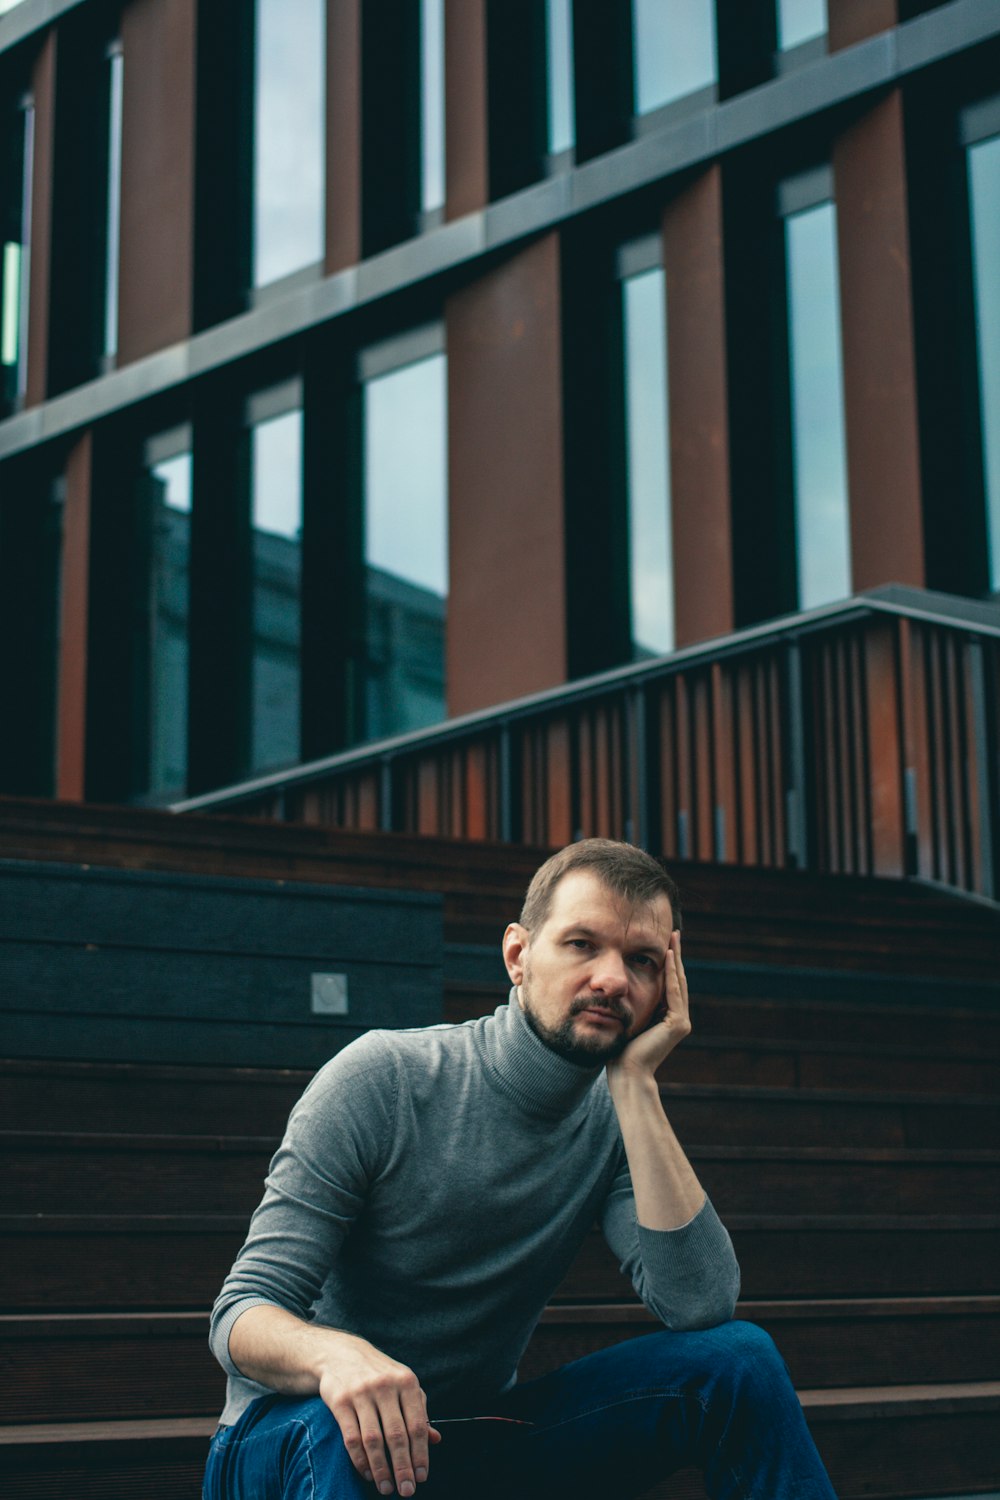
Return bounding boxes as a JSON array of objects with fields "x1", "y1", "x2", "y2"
[
  {"x1": 600, "y1": 1155, "x2": 741, "y2": 1329},
  {"x1": 208, "y1": 1033, "x2": 398, "y2": 1375}
]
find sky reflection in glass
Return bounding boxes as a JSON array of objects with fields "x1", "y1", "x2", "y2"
[
  {"x1": 784, "y1": 200, "x2": 851, "y2": 609},
  {"x1": 777, "y1": 0, "x2": 827, "y2": 51},
  {"x1": 623, "y1": 268, "x2": 674, "y2": 657},
  {"x1": 633, "y1": 0, "x2": 716, "y2": 116},
  {"x1": 148, "y1": 449, "x2": 192, "y2": 795},
  {"x1": 421, "y1": 0, "x2": 445, "y2": 212},
  {"x1": 254, "y1": 0, "x2": 325, "y2": 287},
  {"x1": 547, "y1": 0, "x2": 575, "y2": 155},
  {"x1": 251, "y1": 409, "x2": 303, "y2": 771},
  {"x1": 968, "y1": 133, "x2": 1000, "y2": 591}
]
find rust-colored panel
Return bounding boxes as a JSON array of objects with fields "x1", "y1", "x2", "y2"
[
  {"x1": 926, "y1": 632, "x2": 948, "y2": 883},
  {"x1": 444, "y1": 0, "x2": 487, "y2": 219},
  {"x1": 768, "y1": 659, "x2": 786, "y2": 864},
  {"x1": 446, "y1": 234, "x2": 567, "y2": 714},
  {"x1": 417, "y1": 757, "x2": 439, "y2": 836},
  {"x1": 594, "y1": 706, "x2": 612, "y2": 838},
  {"x1": 656, "y1": 688, "x2": 677, "y2": 860},
  {"x1": 736, "y1": 665, "x2": 757, "y2": 864},
  {"x1": 662, "y1": 167, "x2": 734, "y2": 647},
  {"x1": 850, "y1": 631, "x2": 867, "y2": 872},
  {"x1": 692, "y1": 676, "x2": 713, "y2": 862},
  {"x1": 828, "y1": 0, "x2": 899, "y2": 51},
  {"x1": 711, "y1": 661, "x2": 736, "y2": 863},
  {"x1": 833, "y1": 92, "x2": 924, "y2": 591},
  {"x1": 675, "y1": 677, "x2": 691, "y2": 859},
  {"x1": 863, "y1": 621, "x2": 905, "y2": 876},
  {"x1": 325, "y1": 0, "x2": 362, "y2": 271},
  {"x1": 577, "y1": 713, "x2": 594, "y2": 839},
  {"x1": 56, "y1": 432, "x2": 93, "y2": 800},
  {"x1": 464, "y1": 742, "x2": 488, "y2": 840},
  {"x1": 834, "y1": 638, "x2": 853, "y2": 872},
  {"x1": 904, "y1": 622, "x2": 934, "y2": 880},
  {"x1": 356, "y1": 772, "x2": 378, "y2": 832},
  {"x1": 542, "y1": 714, "x2": 575, "y2": 846},
  {"x1": 26, "y1": 32, "x2": 56, "y2": 405},
  {"x1": 118, "y1": 0, "x2": 196, "y2": 364}
]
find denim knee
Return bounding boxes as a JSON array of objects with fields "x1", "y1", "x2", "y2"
[{"x1": 694, "y1": 1320, "x2": 792, "y2": 1400}]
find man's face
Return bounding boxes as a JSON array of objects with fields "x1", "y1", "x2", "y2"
[{"x1": 502, "y1": 869, "x2": 673, "y2": 1067}]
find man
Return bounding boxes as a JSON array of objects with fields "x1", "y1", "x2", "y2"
[{"x1": 204, "y1": 839, "x2": 837, "y2": 1499}]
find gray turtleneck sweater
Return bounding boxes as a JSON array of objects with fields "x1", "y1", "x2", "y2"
[{"x1": 210, "y1": 997, "x2": 740, "y2": 1425}]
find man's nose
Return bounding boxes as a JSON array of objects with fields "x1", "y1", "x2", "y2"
[{"x1": 589, "y1": 953, "x2": 629, "y2": 994}]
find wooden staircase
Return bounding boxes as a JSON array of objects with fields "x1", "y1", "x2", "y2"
[{"x1": 1, "y1": 797, "x2": 998, "y2": 1497}]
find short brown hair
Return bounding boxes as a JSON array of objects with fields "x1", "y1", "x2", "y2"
[{"x1": 519, "y1": 838, "x2": 681, "y2": 933}]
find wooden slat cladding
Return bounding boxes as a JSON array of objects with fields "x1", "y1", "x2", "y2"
[{"x1": 185, "y1": 610, "x2": 999, "y2": 902}]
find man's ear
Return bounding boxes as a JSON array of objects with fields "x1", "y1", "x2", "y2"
[{"x1": 502, "y1": 923, "x2": 530, "y2": 985}]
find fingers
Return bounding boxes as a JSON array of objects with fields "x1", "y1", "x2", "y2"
[{"x1": 338, "y1": 1379, "x2": 434, "y2": 1497}]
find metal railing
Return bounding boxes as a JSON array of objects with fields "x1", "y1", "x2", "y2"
[{"x1": 174, "y1": 586, "x2": 1000, "y2": 903}]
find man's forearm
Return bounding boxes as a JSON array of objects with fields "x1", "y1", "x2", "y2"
[
  {"x1": 228, "y1": 1302, "x2": 349, "y2": 1392},
  {"x1": 608, "y1": 1069, "x2": 705, "y2": 1229}
]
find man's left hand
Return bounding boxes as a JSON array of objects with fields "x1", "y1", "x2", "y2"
[{"x1": 607, "y1": 931, "x2": 691, "y2": 1083}]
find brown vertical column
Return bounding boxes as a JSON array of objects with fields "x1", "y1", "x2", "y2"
[
  {"x1": 325, "y1": 0, "x2": 362, "y2": 272},
  {"x1": 26, "y1": 31, "x2": 57, "y2": 406},
  {"x1": 117, "y1": 0, "x2": 197, "y2": 364},
  {"x1": 56, "y1": 431, "x2": 93, "y2": 800},
  {"x1": 662, "y1": 166, "x2": 734, "y2": 647},
  {"x1": 828, "y1": 0, "x2": 898, "y2": 51},
  {"x1": 444, "y1": 0, "x2": 488, "y2": 219},
  {"x1": 445, "y1": 233, "x2": 566, "y2": 715},
  {"x1": 833, "y1": 91, "x2": 925, "y2": 590}
]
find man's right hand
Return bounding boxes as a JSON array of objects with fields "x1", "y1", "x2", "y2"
[
  {"x1": 316, "y1": 1331, "x2": 441, "y2": 1496},
  {"x1": 229, "y1": 1307, "x2": 440, "y2": 1497}
]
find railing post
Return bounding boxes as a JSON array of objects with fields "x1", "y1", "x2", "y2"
[
  {"x1": 379, "y1": 759, "x2": 394, "y2": 832},
  {"x1": 784, "y1": 638, "x2": 809, "y2": 870},
  {"x1": 968, "y1": 638, "x2": 996, "y2": 901}
]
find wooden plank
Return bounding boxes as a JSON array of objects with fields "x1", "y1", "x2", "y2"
[
  {"x1": 735, "y1": 664, "x2": 757, "y2": 864},
  {"x1": 863, "y1": 620, "x2": 906, "y2": 877},
  {"x1": 692, "y1": 675, "x2": 714, "y2": 861}
]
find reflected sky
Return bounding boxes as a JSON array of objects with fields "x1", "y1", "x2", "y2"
[
  {"x1": 785, "y1": 201, "x2": 851, "y2": 608},
  {"x1": 252, "y1": 409, "x2": 303, "y2": 538},
  {"x1": 547, "y1": 0, "x2": 575, "y2": 155},
  {"x1": 364, "y1": 351, "x2": 448, "y2": 598},
  {"x1": 776, "y1": 0, "x2": 827, "y2": 51},
  {"x1": 254, "y1": 0, "x2": 325, "y2": 287},
  {"x1": 633, "y1": 0, "x2": 716, "y2": 115},
  {"x1": 151, "y1": 451, "x2": 192, "y2": 512},
  {"x1": 968, "y1": 133, "x2": 1000, "y2": 591},
  {"x1": 421, "y1": 0, "x2": 445, "y2": 212},
  {"x1": 623, "y1": 268, "x2": 674, "y2": 656}
]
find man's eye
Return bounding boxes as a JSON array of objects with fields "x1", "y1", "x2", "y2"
[
  {"x1": 569, "y1": 939, "x2": 591, "y2": 951},
  {"x1": 630, "y1": 954, "x2": 654, "y2": 968}
]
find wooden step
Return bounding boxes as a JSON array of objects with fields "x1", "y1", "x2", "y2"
[
  {"x1": 661, "y1": 1034, "x2": 1000, "y2": 1093},
  {"x1": 4, "y1": 1386, "x2": 999, "y2": 1500},
  {"x1": 7, "y1": 1295, "x2": 998, "y2": 1426},
  {"x1": 4, "y1": 1212, "x2": 998, "y2": 1313},
  {"x1": 563, "y1": 1217, "x2": 1000, "y2": 1301},
  {"x1": 523, "y1": 1296, "x2": 1000, "y2": 1389},
  {"x1": 7, "y1": 1133, "x2": 998, "y2": 1219}
]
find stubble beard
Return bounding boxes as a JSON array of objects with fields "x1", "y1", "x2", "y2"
[{"x1": 519, "y1": 977, "x2": 634, "y2": 1069}]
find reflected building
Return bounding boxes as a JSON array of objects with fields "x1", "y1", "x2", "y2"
[{"x1": 0, "y1": 0, "x2": 998, "y2": 803}]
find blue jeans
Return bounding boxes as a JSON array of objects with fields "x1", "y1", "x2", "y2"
[{"x1": 203, "y1": 1322, "x2": 837, "y2": 1499}]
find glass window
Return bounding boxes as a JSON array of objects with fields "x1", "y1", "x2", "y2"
[
  {"x1": 546, "y1": 0, "x2": 575, "y2": 157},
  {"x1": 776, "y1": 0, "x2": 827, "y2": 51},
  {"x1": 249, "y1": 396, "x2": 304, "y2": 772},
  {"x1": 421, "y1": 0, "x2": 445, "y2": 214},
  {"x1": 0, "y1": 1, "x2": 30, "y2": 13},
  {"x1": 102, "y1": 40, "x2": 123, "y2": 365},
  {"x1": 253, "y1": 0, "x2": 325, "y2": 287},
  {"x1": 968, "y1": 132, "x2": 1000, "y2": 591},
  {"x1": 362, "y1": 343, "x2": 448, "y2": 740},
  {"x1": 622, "y1": 262, "x2": 674, "y2": 658},
  {"x1": 632, "y1": 0, "x2": 716, "y2": 117},
  {"x1": 139, "y1": 433, "x2": 192, "y2": 798},
  {"x1": 1, "y1": 89, "x2": 33, "y2": 411},
  {"x1": 783, "y1": 198, "x2": 852, "y2": 609}
]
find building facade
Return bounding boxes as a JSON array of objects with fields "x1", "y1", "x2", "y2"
[{"x1": 0, "y1": 0, "x2": 998, "y2": 807}]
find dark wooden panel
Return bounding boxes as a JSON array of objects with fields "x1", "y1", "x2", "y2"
[
  {"x1": 55, "y1": 433, "x2": 92, "y2": 801},
  {"x1": 324, "y1": 0, "x2": 361, "y2": 272}
]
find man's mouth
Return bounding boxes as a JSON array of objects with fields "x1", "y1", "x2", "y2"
[{"x1": 571, "y1": 999, "x2": 630, "y2": 1029}]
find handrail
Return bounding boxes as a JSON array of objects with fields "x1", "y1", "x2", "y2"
[{"x1": 170, "y1": 586, "x2": 999, "y2": 905}]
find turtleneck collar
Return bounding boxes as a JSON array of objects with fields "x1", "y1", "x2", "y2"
[{"x1": 475, "y1": 987, "x2": 605, "y2": 1120}]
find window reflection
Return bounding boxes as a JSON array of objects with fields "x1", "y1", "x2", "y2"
[
  {"x1": 103, "y1": 41, "x2": 123, "y2": 364},
  {"x1": 253, "y1": 0, "x2": 325, "y2": 287},
  {"x1": 1, "y1": 89, "x2": 33, "y2": 410},
  {"x1": 363, "y1": 348, "x2": 447, "y2": 740},
  {"x1": 421, "y1": 0, "x2": 445, "y2": 214},
  {"x1": 968, "y1": 132, "x2": 1000, "y2": 591},
  {"x1": 632, "y1": 0, "x2": 716, "y2": 116},
  {"x1": 776, "y1": 0, "x2": 827, "y2": 51},
  {"x1": 250, "y1": 404, "x2": 303, "y2": 772},
  {"x1": 546, "y1": 0, "x2": 575, "y2": 157},
  {"x1": 784, "y1": 199, "x2": 851, "y2": 609},
  {"x1": 622, "y1": 266, "x2": 674, "y2": 658},
  {"x1": 139, "y1": 438, "x2": 192, "y2": 798}
]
